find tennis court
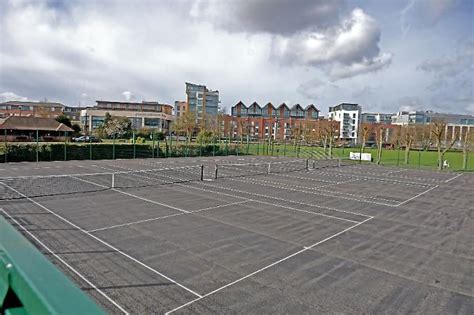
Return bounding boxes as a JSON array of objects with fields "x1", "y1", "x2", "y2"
[{"x1": 1, "y1": 156, "x2": 472, "y2": 314}]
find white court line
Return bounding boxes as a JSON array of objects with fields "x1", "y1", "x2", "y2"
[
  {"x1": 0, "y1": 182, "x2": 203, "y2": 299},
  {"x1": 396, "y1": 185, "x2": 439, "y2": 207},
  {"x1": 102, "y1": 164, "x2": 362, "y2": 224},
  {"x1": 88, "y1": 200, "x2": 249, "y2": 233},
  {"x1": 93, "y1": 164, "x2": 364, "y2": 224},
  {"x1": 227, "y1": 176, "x2": 399, "y2": 206},
  {"x1": 166, "y1": 216, "x2": 374, "y2": 314},
  {"x1": 445, "y1": 173, "x2": 463, "y2": 183},
  {"x1": 0, "y1": 208, "x2": 129, "y2": 315},
  {"x1": 73, "y1": 176, "x2": 190, "y2": 214}
]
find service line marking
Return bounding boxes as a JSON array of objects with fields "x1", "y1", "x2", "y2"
[{"x1": 396, "y1": 185, "x2": 439, "y2": 206}]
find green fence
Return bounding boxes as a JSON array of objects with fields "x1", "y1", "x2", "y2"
[
  {"x1": 0, "y1": 216, "x2": 104, "y2": 314},
  {"x1": 1, "y1": 137, "x2": 471, "y2": 171}
]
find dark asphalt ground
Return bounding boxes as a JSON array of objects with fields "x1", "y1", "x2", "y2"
[{"x1": 0, "y1": 156, "x2": 472, "y2": 314}]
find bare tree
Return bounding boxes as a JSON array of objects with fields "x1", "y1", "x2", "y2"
[
  {"x1": 359, "y1": 123, "x2": 371, "y2": 153},
  {"x1": 400, "y1": 125, "x2": 416, "y2": 164},
  {"x1": 462, "y1": 128, "x2": 473, "y2": 170},
  {"x1": 374, "y1": 124, "x2": 386, "y2": 165},
  {"x1": 430, "y1": 119, "x2": 458, "y2": 170}
]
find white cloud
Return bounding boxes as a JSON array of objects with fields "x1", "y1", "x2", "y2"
[
  {"x1": 273, "y1": 8, "x2": 392, "y2": 79},
  {"x1": 122, "y1": 91, "x2": 135, "y2": 101},
  {"x1": 0, "y1": 92, "x2": 28, "y2": 102}
]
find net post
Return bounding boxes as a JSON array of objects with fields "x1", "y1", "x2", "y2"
[
  {"x1": 111, "y1": 173, "x2": 115, "y2": 188},
  {"x1": 200, "y1": 165, "x2": 204, "y2": 181},
  {"x1": 214, "y1": 165, "x2": 218, "y2": 179},
  {"x1": 267, "y1": 162, "x2": 271, "y2": 174},
  {"x1": 305, "y1": 159, "x2": 309, "y2": 171}
]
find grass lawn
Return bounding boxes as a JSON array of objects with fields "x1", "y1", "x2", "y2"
[{"x1": 242, "y1": 142, "x2": 472, "y2": 171}]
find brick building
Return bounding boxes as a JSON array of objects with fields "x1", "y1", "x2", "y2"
[{"x1": 223, "y1": 102, "x2": 327, "y2": 140}]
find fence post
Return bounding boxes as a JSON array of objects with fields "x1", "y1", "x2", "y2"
[
  {"x1": 3, "y1": 128, "x2": 7, "y2": 163},
  {"x1": 89, "y1": 136, "x2": 92, "y2": 160},
  {"x1": 112, "y1": 135, "x2": 116, "y2": 160},
  {"x1": 36, "y1": 129, "x2": 39, "y2": 162},
  {"x1": 246, "y1": 136, "x2": 250, "y2": 154},
  {"x1": 305, "y1": 159, "x2": 309, "y2": 170},
  {"x1": 397, "y1": 144, "x2": 401, "y2": 166},
  {"x1": 418, "y1": 148, "x2": 421, "y2": 168},
  {"x1": 213, "y1": 138, "x2": 216, "y2": 156},
  {"x1": 200, "y1": 165, "x2": 204, "y2": 181},
  {"x1": 214, "y1": 164, "x2": 218, "y2": 179},
  {"x1": 267, "y1": 162, "x2": 271, "y2": 174},
  {"x1": 64, "y1": 131, "x2": 67, "y2": 161},
  {"x1": 151, "y1": 131, "x2": 155, "y2": 158},
  {"x1": 169, "y1": 135, "x2": 173, "y2": 157},
  {"x1": 199, "y1": 138, "x2": 202, "y2": 157},
  {"x1": 283, "y1": 141, "x2": 286, "y2": 156},
  {"x1": 111, "y1": 173, "x2": 115, "y2": 188},
  {"x1": 133, "y1": 131, "x2": 136, "y2": 159}
]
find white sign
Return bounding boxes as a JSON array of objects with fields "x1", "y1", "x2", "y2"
[{"x1": 349, "y1": 152, "x2": 372, "y2": 161}]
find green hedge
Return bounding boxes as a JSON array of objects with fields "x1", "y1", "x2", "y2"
[{"x1": 0, "y1": 142, "x2": 246, "y2": 163}]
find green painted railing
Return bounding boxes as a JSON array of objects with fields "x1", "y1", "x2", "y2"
[{"x1": 0, "y1": 216, "x2": 105, "y2": 315}]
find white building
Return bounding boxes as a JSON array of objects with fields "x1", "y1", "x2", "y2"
[{"x1": 328, "y1": 103, "x2": 361, "y2": 143}]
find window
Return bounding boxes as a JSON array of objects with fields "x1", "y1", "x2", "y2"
[
  {"x1": 144, "y1": 118, "x2": 160, "y2": 127},
  {"x1": 352, "y1": 113, "x2": 356, "y2": 118}
]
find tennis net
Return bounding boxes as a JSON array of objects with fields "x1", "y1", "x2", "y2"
[
  {"x1": 0, "y1": 165, "x2": 202, "y2": 200},
  {"x1": 214, "y1": 158, "x2": 341, "y2": 179}
]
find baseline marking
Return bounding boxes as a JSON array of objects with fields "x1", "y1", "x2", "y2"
[
  {"x1": 0, "y1": 208, "x2": 129, "y2": 315},
  {"x1": 0, "y1": 182, "x2": 203, "y2": 299},
  {"x1": 166, "y1": 216, "x2": 373, "y2": 314},
  {"x1": 396, "y1": 185, "x2": 439, "y2": 206},
  {"x1": 445, "y1": 173, "x2": 463, "y2": 183}
]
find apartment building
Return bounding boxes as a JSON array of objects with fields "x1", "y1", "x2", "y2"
[
  {"x1": 174, "y1": 101, "x2": 187, "y2": 117},
  {"x1": 328, "y1": 103, "x2": 361, "y2": 144},
  {"x1": 224, "y1": 102, "x2": 321, "y2": 140},
  {"x1": 185, "y1": 82, "x2": 219, "y2": 118},
  {"x1": 361, "y1": 113, "x2": 392, "y2": 124}
]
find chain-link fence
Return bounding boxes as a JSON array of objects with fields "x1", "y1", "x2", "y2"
[{"x1": 1, "y1": 132, "x2": 471, "y2": 171}]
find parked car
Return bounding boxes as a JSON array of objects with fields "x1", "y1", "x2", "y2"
[{"x1": 72, "y1": 135, "x2": 102, "y2": 143}]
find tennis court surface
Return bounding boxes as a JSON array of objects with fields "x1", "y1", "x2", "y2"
[{"x1": 1, "y1": 156, "x2": 472, "y2": 314}]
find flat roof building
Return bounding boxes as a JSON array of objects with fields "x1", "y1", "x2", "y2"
[{"x1": 185, "y1": 82, "x2": 219, "y2": 118}]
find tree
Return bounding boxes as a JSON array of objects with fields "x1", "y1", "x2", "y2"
[
  {"x1": 400, "y1": 125, "x2": 416, "y2": 164},
  {"x1": 374, "y1": 124, "x2": 386, "y2": 165},
  {"x1": 359, "y1": 123, "x2": 371, "y2": 153},
  {"x1": 104, "y1": 117, "x2": 132, "y2": 138},
  {"x1": 71, "y1": 123, "x2": 81, "y2": 136},
  {"x1": 96, "y1": 113, "x2": 132, "y2": 139},
  {"x1": 172, "y1": 111, "x2": 197, "y2": 141},
  {"x1": 462, "y1": 128, "x2": 473, "y2": 170},
  {"x1": 430, "y1": 119, "x2": 458, "y2": 170},
  {"x1": 56, "y1": 114, "x2": 72, "y2": 127}
]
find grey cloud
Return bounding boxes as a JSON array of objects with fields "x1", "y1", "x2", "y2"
[
  {"x1": 417, "y1": 42, "x2": 473, "y2": 77},
  {"x1": 273, "y1": 8, "x2": 392, "y2": 80},
  {"x1": 198, "y1": 0, "x2": 345, "y2": 35}
]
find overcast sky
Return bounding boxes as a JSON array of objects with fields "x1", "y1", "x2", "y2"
[{"x1": 0, "y1": 0, "x2": 472, "y2": 115}]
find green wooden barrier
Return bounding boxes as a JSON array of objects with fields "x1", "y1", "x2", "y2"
[{"x1": 0, "y1": 216, "x2": 105, "y2": 315}]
